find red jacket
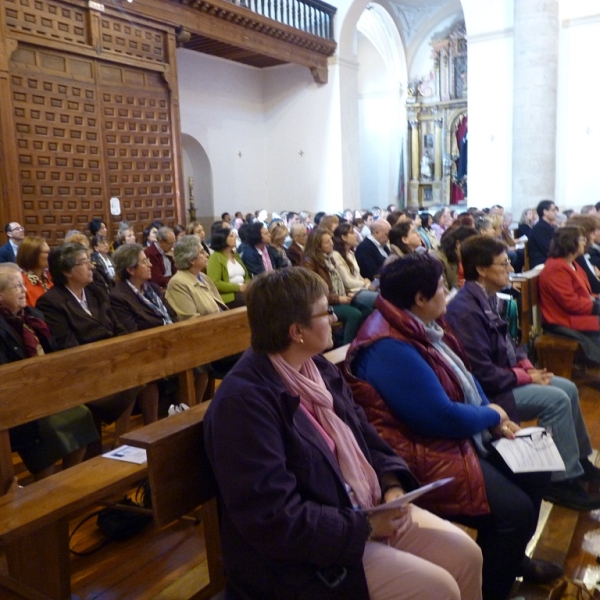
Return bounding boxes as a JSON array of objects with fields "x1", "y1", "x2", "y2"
[
  {"x1": 345, "y1": 296, "x2": 490, "y2": 518},
  {"x1": 538, "y1": 257, "x2": 599, "y2": 331},
  {"x1": 144, "y1": 243, "x2": 176, "y2": 289}
]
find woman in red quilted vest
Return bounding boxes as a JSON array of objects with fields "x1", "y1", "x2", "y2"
[{"x1": 346, "y1": 253, "x2": 561, "y2": 600}]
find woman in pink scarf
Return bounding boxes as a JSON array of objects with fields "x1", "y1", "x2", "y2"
[{"x1": 204, "y1": 267, "x2": 482, "y2": 600}]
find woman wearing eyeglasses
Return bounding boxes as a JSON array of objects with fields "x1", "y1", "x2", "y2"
[
  {"x1": 204, "y1": 267, "x2": 483, "y2": 600},
  {"x1": 539, "y1": 226, "x2": 600, "y2": 365},
  {"x1": 37, "y1": 243, "x2": 140, "y2": 445},
  {"x1": 346, "y1": 253, "x2": 559, "y2": 600}
]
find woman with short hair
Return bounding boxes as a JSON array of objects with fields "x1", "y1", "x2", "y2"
[
  {"x1": 206, "y1": 227, "x2": 249, "y2": 308},
  {"x1": 347, "y1": 253, "x2": 560, "y2": 600},
  {"x1": 0, "y1": 263, "x2": 98, "y2": 479},
  {"x1": 16, "y1": 235, "x2": 53, "y2": 307},
  {"x1": 204, "y1": 266, "x2": 483, "y2": 600},
  {"x1": 37, "y1": 243, "x2": 140, "y2": 444}
]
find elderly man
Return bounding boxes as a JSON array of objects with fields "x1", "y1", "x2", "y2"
[
  {"x1": 286, "y1": 223, "x2": 307, "y2": 267},
  {"x1": 0, "y1": 222, "x2": 25, "y2": 263},
  {"x1": 355, "y1": 219, "x2": 391, "y2": 281},
  {"x1": 446, "y1": 235, "x2": 600, "y2": 511},
  {"x1": 144, "y1": 226, "x2": 176, "y2": 289}
]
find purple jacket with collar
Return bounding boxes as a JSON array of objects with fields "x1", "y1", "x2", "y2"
[
  {"x1": 204, "y1": 348, "x2": 417, "y2": 600},
  {"x1": 445, "y1": 281, "x2": 531, "y2": 422}
]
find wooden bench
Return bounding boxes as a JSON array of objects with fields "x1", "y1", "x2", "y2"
[
  {"x1": 118, "y1": 344, "x2": 352, "y2": 600},
  {"x1": 0, "y1": 308, "x2": 251, "y2": 600},
  {"x1": 516, "y1": 269, "x2": 579, "y2": 379}
]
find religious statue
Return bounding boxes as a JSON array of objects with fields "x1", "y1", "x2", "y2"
[{"x1": 421, "y1": 152, "x2": 433, "y2": 180}]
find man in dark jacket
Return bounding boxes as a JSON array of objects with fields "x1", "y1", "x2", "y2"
[
  {"x1": 528, "y1": 200, "x2": 558, "y2": 268},
  {"x1": 0, "y1": 222, "x2": 25, "y2": 263},
  {"x1": 355, "y1": 220, "x2": 391, "y2": 280},
  {"x1": 446, "y1": 235, "x2": 600, "y2": 511}
]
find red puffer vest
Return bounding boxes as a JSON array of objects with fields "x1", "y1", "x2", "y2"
[{"x1": 345, "y1": 295, "x2": 490, "y2": 517}]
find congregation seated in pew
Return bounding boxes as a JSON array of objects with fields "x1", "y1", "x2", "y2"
[
  {"x1": 446, "y1": 235, "x2": 600, "y2": 511},
  {"x1": 204, "y1": 267, "x2": 483, "y2": 600},
  {"x1": 345, "y1": 254, "x2": 562, "y2": 600},
  {"x1": 36, "y1": 242, "x2": 141, "y2": 445},
  {"x1": 0, "y1": 263, "x2": 98, "y2": 479}
]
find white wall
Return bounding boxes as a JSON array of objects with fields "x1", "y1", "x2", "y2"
[
  {"x1": 177, "y1": 49, "x2": 268, "y2": 217},
  {"x1": 556, "y1": 10, "x2": 600, "y2": 208}
]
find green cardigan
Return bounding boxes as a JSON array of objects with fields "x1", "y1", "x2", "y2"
[{"x1": 206, "y1": 250, "x2": 250, "y2": 304}]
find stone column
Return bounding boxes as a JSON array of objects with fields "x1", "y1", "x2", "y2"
[
  {"x1": 512, "y1": 0, "x2": 559, "y2": 216},
  {"x1": 408, "y1": 120, "x2": 420, "y2": 208}
]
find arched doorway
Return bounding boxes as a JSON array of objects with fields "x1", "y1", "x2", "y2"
[{"x1": 181, "y1": 134, "x2": 214, "y2": 221}]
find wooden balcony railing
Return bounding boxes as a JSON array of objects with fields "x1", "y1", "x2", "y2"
[{"x1": 235, "y1": 0, "x2": 335, "y2": 40}]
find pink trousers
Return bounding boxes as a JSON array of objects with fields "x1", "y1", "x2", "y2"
[{"x1": 363, "y1": 505, "x2": 483, "y2": 600}]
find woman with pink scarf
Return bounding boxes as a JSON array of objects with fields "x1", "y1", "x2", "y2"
[{"x1": 204, "y1": 267, "x2": 482, "y2": 600}]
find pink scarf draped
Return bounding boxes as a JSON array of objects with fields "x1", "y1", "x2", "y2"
[{"x1": 269, "y1": 353, "x2": 381, "y2": 509}]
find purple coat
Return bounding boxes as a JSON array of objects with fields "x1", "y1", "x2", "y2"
[
  {"x1": 445, "y1": 281, "x2": 527, "y2": 422},
  {"x1": 204, "y1": 348, "x2": 417, "y2": 600}
]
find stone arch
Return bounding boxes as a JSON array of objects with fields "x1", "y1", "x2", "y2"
[{"x1": 181, "y1": 134, "x2": 214, "y2": 220}]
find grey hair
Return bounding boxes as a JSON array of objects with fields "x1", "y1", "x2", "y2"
[
  {"x1": 156, "y1": 226, "x2": 174, "y2": 242},
  {"x1": 0, "y1": 263, "x2": 22, "y2": 292},
  {"x1": 173, "y1": 235, "x2": 202, "y2": 270},
  {"x1": 48, "y1": 242, "x2": 88, "y2": 286},
  {"x1": 112, "y1": 243, "x2": 144, "y2": 281}
]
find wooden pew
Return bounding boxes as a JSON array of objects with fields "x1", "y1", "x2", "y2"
[
  {"x1": 0, "y1": 308, "x2": 251, "y2": 600},
  {"x1": 119, "y1": 343, "x2": 353, "y2": 600},
  {"x1": 515, "y1": 269, "x2": 579, "y2": 379}
]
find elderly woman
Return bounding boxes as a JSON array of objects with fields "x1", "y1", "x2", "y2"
[
  {"x1": 206, "y1": 227, "x2": 249, "y2": 308},
  {"x1": 0, "y1": 263, "x2": 98, "y2": 479},
  {"x1": 346, "y1": 254, "x2": 560, "y2": 600},
  {"x1": 539, "y1": 226, "x2": 600, "y2": 365},
  {"x1": 36, "y1": 243, "x2": 140, "y2": 443},
  {"x1": 114, "y1": 223, "x2": 136, "y2": 249},
  {"x1": 110, "y1": 243, "x2": 177, "y2": 423},
  {"x1": 302, "y1": 228, "x2": 367, "y2": 345},
  {"x1": 166, "y1": 235, "x2": 227, "y2": 321},
  {"x1": 16, "y1": 235, "x2": 52, "y2": 307},
  {"x1": 204, "y1": 267, "x2": 483, "y2": 600},
  {"x1": 241, "y1": 222, "x2": 287, "y2": 277}
]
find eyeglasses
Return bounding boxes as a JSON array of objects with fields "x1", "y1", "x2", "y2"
[
  {"x1": 9, "y1": 227, "x2": 24, "y2": 232},
  {"x1": 492, "y1": 259, "x2": 512, "y2": 269},
  {"x1": 137, "y1": 258, "x2": 151, "y2": 266},
  {"x1": 7, "y1": 282, "x2": 26, "y2": 291},
  {"x1": 311, "y1": 306, "x2": 335, "y2": 319},
  {"x1": 74, "y1": 258, "x2": 92, "y2": 267}
]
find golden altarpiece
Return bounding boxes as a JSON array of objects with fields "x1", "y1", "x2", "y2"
[{"x1": 406, "y1": 19, "x2": 467, "y2": 209}]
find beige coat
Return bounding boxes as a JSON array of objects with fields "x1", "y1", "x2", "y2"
[{"x1": 166, "y1": 269, "x2": 227, "y2": 321}]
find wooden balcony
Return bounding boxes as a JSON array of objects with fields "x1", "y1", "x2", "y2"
[{"x1": 126, "y1": 0, "x2": 338, "y2": 83}]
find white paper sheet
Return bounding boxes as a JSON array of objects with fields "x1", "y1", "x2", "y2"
[
  {"x1": 492, "y1": 427, "x2": 565, "y2": 473},
  {"x1": 103, "y1": 445, "x2": 147, "y2": 464},
  {"x1": 359, "y1": 477, "x2": 454, "y2": 513}
]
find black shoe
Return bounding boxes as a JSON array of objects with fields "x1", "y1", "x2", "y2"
[
  {"x1": 580, "y1": 458, "x2": 600, "y2": 482},
  {"x1": 544, "y1": 479, "x2": 600, "y2": 511},
  {"x1": 519, "y1": 557, "x2": 564, "y2": 584}
]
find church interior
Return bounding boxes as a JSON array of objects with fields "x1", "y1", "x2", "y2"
[{"x1": 3, "y1": 1, "x2": 600, "y2": 599}]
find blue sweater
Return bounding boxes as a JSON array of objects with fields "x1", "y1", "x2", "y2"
[{"x1": 353, "y1": 338, "x2": 500, "y2": 439}]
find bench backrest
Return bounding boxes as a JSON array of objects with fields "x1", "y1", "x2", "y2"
[{"x1": 0, "y1": 307, "x2": 251, "y2": 493}]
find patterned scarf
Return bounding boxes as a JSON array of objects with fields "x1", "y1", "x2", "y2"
[
  {"x1": 24, "y1": 269, "x2": 51, "y2": 292},
  {"x1": 324, "y1": 255, "x2": 345, "y2": 297},
  {"x1": 269, "y1": 353, "x2": 381, "y2": 509},
  {"x1": 0, "y1": 306, "x2": 51, "y2": 357},
  {"x1": 126, "y1": 280, "x2": 172, "y2": 325}
]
